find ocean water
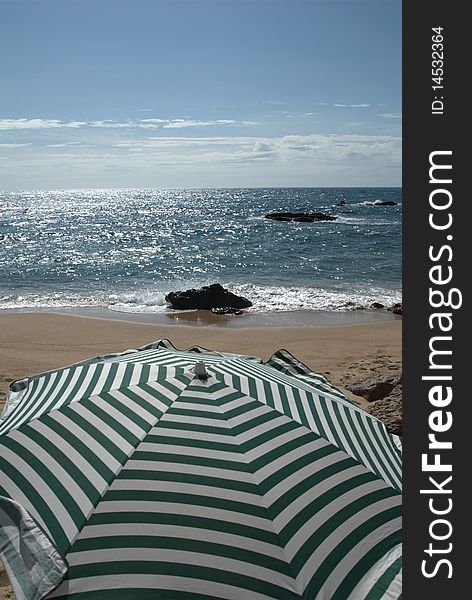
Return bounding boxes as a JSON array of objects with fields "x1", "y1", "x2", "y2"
[{"x1": 0, "y1": 188, "x2": 401, "y2": 314}]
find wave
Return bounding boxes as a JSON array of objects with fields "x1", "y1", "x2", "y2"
[{"x1": 0, "y1": 283, "x2": 401, "y2": 314}]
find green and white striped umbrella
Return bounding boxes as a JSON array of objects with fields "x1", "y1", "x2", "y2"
[{"x1": 0, "y1": 339, "x2": 401, "y2": 600}]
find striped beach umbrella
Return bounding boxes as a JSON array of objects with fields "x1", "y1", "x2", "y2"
[{"x1": 0, "y1": 339, "x2": 401, "y2": 600}]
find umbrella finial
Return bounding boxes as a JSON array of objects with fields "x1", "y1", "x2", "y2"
[{"x1": 193, "y1": 360, "x2": 209, "y2": 380}]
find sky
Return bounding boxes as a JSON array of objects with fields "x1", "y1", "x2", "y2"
[{"x1": 0, "y1": 0, "x2": 401, "y2": 190}]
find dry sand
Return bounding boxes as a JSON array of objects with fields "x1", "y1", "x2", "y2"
[{"x1": 0, "y1": 311, "x2": 402, "y2": 597}]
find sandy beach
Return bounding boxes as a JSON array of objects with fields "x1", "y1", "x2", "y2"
[
  {"x1": 0, "y1": 311, "x2": 401, "y2": 412},
  {"x1": 0, "y1": 311, "x2": 401, "y2": 597}
]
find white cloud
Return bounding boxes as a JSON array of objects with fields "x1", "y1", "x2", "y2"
[
  {"x1": 378, "y1": 113, "x2": 402, "y2": 119},
  {"x1": 333, "y1": 103, "x2": 372, "y2": 108},
  {"x1": 0, "y1": 116, "x2": 259, "y2": 131},
  {"x1": 0, "y1": 142, "x2": 32, "y2": 147}
]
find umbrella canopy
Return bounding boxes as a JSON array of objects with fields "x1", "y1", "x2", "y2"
[{"x1": 0, "y1": 339, "x2": 401, "y2": 600}]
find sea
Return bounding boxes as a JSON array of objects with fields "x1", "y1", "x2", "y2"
[{"x1": 0, "y1": 187, "x2": 402, "y2": 319}]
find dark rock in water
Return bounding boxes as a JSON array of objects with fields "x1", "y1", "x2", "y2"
[
  {"x1": 166, "y1": 283, "x2": 252, "y2": 310},
  {"x1": 368, "y1": 386, "x2": 402, "y2": 436},
  {"x1": 373, "y1": 200, "x2": 398, "y2": 206},
  {"x1": 346, "y1": 369, "x2": 402, "y2": 402},
  {"x1": 336, "y1": 200, "x2": 347, "y2": 206},
  {"x1": 265, "y1": 212, "x2": 337, "y2": 222},
  {"x1": 371, "y1": 302, "x2": 385, "y2": 309},
  {"x1": 211, "y1": 307, "x2": 244, "y2": 315},
  {"x1": 388, "y1": 303, "x2": 402, "y2": 316}
]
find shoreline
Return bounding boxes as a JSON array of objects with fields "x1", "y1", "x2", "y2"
[{"x1": 0, "y1": 305, "x2": 399, "y2": 328}]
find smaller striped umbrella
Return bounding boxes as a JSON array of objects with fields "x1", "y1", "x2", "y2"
[{"x1": 0, "y1": 339, "x2": 401, "y2": 600}]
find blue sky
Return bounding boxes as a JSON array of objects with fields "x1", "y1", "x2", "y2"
[{"x1": 0, "y1": 0, "x2": 401, "y2": 190}]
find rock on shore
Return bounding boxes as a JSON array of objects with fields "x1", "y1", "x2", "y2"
[
  {"x1": 165, "y1": 283, "x2": 252, "y2": 310},
  {"x1": 344, "y1": 366, "x2": 402, "y2": 435}
]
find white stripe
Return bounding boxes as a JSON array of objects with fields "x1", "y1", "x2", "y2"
[
  {"x1": 122, "y1": 460, "x2": 254, "y2": 483},
  {"x1": 112, "y1": 479, "x2": 260, "y2": 505},
  {"x1": 151, "y1": 427, "x2": 235, "y2": 445},
  {"x1": 283, "y1": 384, "x2": 301, "y2": 423},
  {"x1": 8, "y1": 429, "x2": 93, "y2": 517},
  {"x1": 226, "y1": 404, "x2": 278, "y2": 431},
  {"x1": 298, "y1": 388, "x2": 320, "y2": 434},
  {"x1": 146, "y1": 377, "x2": 189, "y2": 396},
  {"x1": 129, "y1": 363, "x2": 144, "y2": 386},
  {"x1": 0, "y1": 470, "x2": 53, "y2": 541},
  {"x1": 70, "y1": 401, "x2": 136, "y2": 452},
  {"x1": 160, "y1": 413, "x2": 229, "y2": 428},
  {"x1": 66, "y1": 547, "x2": 297, "y2": 593},
  {"x1": 121, "y1": 384, "x2": 173, "y2": 414},
  {"x1": 1, "y1": 370, "x2": 62, "y2": 432},
  {"x1": 77, "y1": 522, "x2": 283, "y2": 559},
  {"x1": 169, "y1": 400, "x2": 222, "y2": 412},
  {"x1": 94, "y1": 500, "x2": 274, "y2": 531},
  {"x1": 48, "y1": 410, "x2": 122, "y2": 472},
  {"x1": 315, "y1": 519, "x2": 402, "y2": 600},
  {"x1": 358, "y1": 412, "x2": 400, "y2": 488},
  {"x1": 48, "y1": 574, "x2": 282, "y2": 600},
  {"x1": 137, "y1": 442, "x2": 244, "y2": 463},
  {"x1": 262, "y1": 452, "x2": 361, "y2": 516},
  {"x1": 28, "y1": 419, "x2": 108, "y2": 491},
  {"x1": 295, "y1": 497, "x2": 401, "y2": 588},
  {"x1": 67, "y1": 364, "x2": 100, "y2": 405},
  {"x1": 309, "y1": 394, "x2": 338, "y2": 446},
  {"x1": 244, "y1": 426, "x2": 319, "y2": 463},
  {"x1": 0, "y1": 445, "x2": 78, "y2": 543},
  {"x1": 347, "y1": 544, "x2": 402, "y2": 600},
  {"x1": 275, "y1": 469, "x2": 382, "y2": 534},
  {"x1": 104, "y1": 389, "x2": 161, "y2": 425},
  {"x1": 89, "y1": 363, "x2": 114, "y2": 397},
  {"x1": 53, "y1": 367, "x2": 85, "y2": 409}
]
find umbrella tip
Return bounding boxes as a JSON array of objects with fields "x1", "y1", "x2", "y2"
[{"x1": 193, "y1": 361, "x2": 209, "y2": 380}]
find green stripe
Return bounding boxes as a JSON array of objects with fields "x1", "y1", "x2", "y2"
[
  {"x1": 317, "y1": 396, "x2": 345, "y2": 449},
  {"x1": 87, "y1": 512, "x2": 279, "y2": 545},
  {"x1": 79, "y1": 398, "x2": 140, "y2": 446},
  {"x1": 241, "y1": 420, "x2": 302, "y2": 457},
  {"x1": 108, "y1": 386, "x2": 165, "y2": 420},
  {"x1": 242, "y1": 430, "x2": 316, "y2": 470},
  {"x1": 60, "y1": 405, "x2": 128, "y2": 464},
  {"x1": 364, "y1": 556, "x2": 402, "y2": 600},
  {"x1": 119, "y1": 469, "x2": 259, "y2": 495},
  {"x1": 302, "y1": 505, "x2": 401, "y2": 598},
  {"x1": 79, "y1": 363, "x2": 105, "y2": 401},
  {"x1": 276, "y1": 472, "x2": 382, "y2": 542},
  {"x1": 0, "y1": 436, "x2": 85, "y2": 530},
  {"x1": 156, "y1": 421, "x2": 231, "y2": 436},
  {"x1": 40, "y1": 413, "x2": 115, "y2": 481},
  {"x1": 131, "y1": 451, "x2": 249, "y2": 472},
  {"x1": 305, "y1": 392, "x2": 328, "y2": 439},
  {"x1": 332, "y1": 533, "x2": 402, "y2": 600},
  {"x1": 354, "y1": 411, "x2": 392, "y2": 484},
  {"x1": 66, "y1": 560, "x2": 300, "y2": 600},
  {"x1": 98, "y1": 391, "x2": 154, "y2": 431},
  {"x1": 21, "y1": 423, "x2": 98, "y2": 501},
  {"x1": 144, "y1": 434, "x2": 239, "y2": 453},
  {"x1": 166, "y1": 407, "x2": 225, "y2": 420},
  {"x1": 0, "y1": 455, "x2": 69, "y2": 553},
  {"x1": 104, "y1": 489, "x2": 269, "y2": 518},
  {"x1": 367, "y1": 420, "x2": 402, "y2": 489},
  {"x1": 258, "y1": 443, "x2": 340, "y2": 495},
  {"x1": 331, "y1": 400, "x2": 365, "y2": 465},
  {"x1": 72, "y1": 535, "x2": 291, "y2": 575},
  {"x1": 64, "y1": 366, "x2": 93, "y2": 405}
]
